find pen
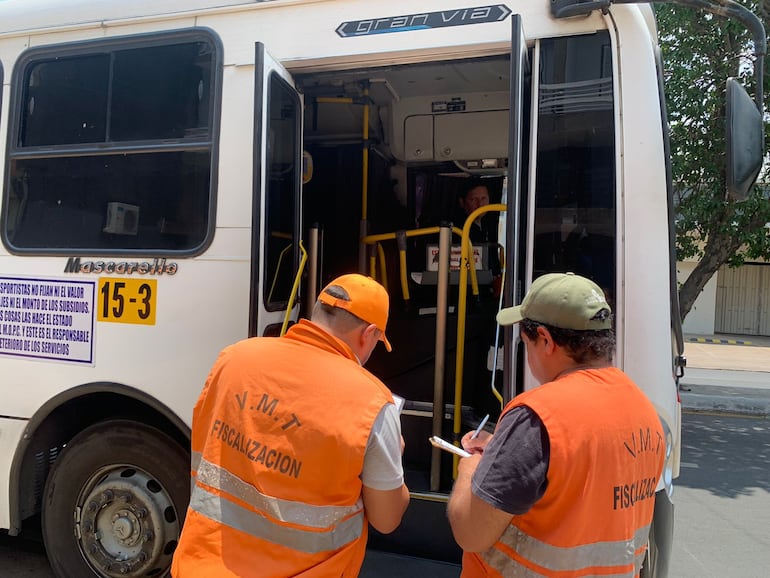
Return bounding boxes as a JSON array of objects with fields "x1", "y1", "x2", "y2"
[{"x1": 471, "y1": 414, "x2": 490, "y2": 439}]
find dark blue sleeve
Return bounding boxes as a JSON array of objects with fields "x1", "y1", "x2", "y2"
[{"x1": 470, "y1": 405, "x2": 550, "y2": 515}]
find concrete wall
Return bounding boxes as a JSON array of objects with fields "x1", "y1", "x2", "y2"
[{"x1": 677, "y1": 260, "x2": 717, "y2": 334}]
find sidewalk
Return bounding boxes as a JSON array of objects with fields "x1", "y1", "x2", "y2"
[{"x1": 679, "y1": 334, "x2": 770, "y2": 417}]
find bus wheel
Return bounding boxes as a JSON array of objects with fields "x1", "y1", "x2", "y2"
[
  {"x1": 42, "y1": 420, "x2": 189, "y2": 578},
  {"x1": 641, "y1": 516, "x2": 660, "y2": 578}
]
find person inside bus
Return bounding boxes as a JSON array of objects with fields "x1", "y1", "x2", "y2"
[
  {"x1": 454, "y1": 177, "x2": 501, "y2": 286},
  {"x1": 455, "y1": 177, "x2": 495, "y2": 244},
  {"x1": 171, "y1": 274, "x2": 410, "y2": 578},
  {"x1": 447, "y1": 272, "x2": 665, "y2": 577},
  {"x1": 456, "y1": 178, "x2": 490, "y2": 240}
]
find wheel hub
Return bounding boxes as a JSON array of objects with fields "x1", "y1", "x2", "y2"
[
  {"x1": 111, "y1": 510, "x2": 140, "y2": 545},
  {"x1": 76, "y1": 467, "x2": 178, "y2": 578}
]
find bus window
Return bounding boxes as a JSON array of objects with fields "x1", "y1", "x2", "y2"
[
  {"x1": 533, "y1": 32, "x2": 616, "y2": 306},
  {"x1": 263, "y1": 72, "x2": 301, "y2": 311},
  {"x1": 4, "y1": 32, "x2": 218, "y2": 254},
  {"x1": 20, "y1": 54, "x2": 109, "y2": 146}
]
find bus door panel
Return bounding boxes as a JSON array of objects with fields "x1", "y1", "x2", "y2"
[
  {"x1": 502, "y1": 14, "x2": 530, "y2": 401},
  {"x1": 251, "y1": 43, "x2": 302, "y2": 338},
  {"x1": 522, "y1": 31, "x2": 617, "y2": 393}
]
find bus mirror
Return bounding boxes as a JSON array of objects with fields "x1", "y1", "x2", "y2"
[{"x1": 726, "y1": 77, "x2": 763, "y2": 201}]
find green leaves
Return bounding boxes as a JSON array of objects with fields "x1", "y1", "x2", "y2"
[{"x1": 656, "y1": 2, "x2": 770, "y2": 319}]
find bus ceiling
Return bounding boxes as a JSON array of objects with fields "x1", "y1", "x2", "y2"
[
  {"x1": 551, "y1": 0, "x2": 765, "y2": 200},
  {"x1": 297, "y1": 55, "x2": 512, "y2": 170},
  {"x1": 296, "y1": 57, "x2": 510, "y2": 110}
]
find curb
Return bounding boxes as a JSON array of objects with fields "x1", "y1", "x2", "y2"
[
  {"x1": 686, "y1": 337, "x2": 754, "y2": 346},
  {"x1": 680, "y1": 386, "x2": 770, "y2": 418},
  {"x1": 681, "y1": 395, "x2": 770, "y2": 417},
  {"x1": 678, "y1": 339, "x2": 770, "y2": 416}
]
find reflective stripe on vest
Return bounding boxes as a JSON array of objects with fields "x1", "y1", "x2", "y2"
[
  {"x1": 482, "y1": 523, "x2": 650, "y2": 577},
  {"x1": 190, "y1": 455, "x2": 365, "y2": 553}
]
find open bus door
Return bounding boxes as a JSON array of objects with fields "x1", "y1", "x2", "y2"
[
  {"x1": 369, "y1": 14, "x2": 531, "y2": 564},
  {"x1": 250, "y1": 43, "x2": 303, "y2": 339},
  {"x1": 500, "y1": 13, "x2": 529, "y2": 403}
]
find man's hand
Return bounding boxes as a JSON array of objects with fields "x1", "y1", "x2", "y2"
[{"x1": 461, "y1": 429, "x2": 492, "y2": 455}]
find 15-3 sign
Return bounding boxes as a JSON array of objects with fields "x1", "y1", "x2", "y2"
[{"x1": 98, "y1": 278, "x2": 157, "y2": 325}]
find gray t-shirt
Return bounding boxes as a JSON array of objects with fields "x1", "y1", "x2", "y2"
[
  {"x1": 361, "y1": 402, "x2": 404, "y2": 491},
  {"x1": 471, "y1": 405, "x2": 550, "y2": 515}
]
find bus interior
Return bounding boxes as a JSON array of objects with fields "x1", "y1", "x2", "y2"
[
  {"x1": 296, "y1": 54, "x2": 514, "y2": 484},
  {"x1": 286, "y1": 31, "x2": 616, "y2": 559}
]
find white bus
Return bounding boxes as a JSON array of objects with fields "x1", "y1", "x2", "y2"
[{"x1": 0, "y1": 0, "x2": 763, "y2": 576}]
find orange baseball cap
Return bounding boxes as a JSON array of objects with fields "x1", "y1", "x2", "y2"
[{"x1": 318, "y1": 274, "x2": 392, "y2": 351}]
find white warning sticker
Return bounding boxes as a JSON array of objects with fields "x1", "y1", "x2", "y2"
[{"x1": 0, "y1": 277, "x2": 96, "y2": 364}]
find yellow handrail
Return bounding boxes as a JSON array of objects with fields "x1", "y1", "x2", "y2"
[
  {"x1": 490, "y1": 263, "x2": 506, "y2": 406},
  {"x1": 280, "y1": 240, "x2": 308, "y2": 337},
  {"x1": 361, "y1": 226, "x2": 471, "y2": 302},
  {"x1": 376, "y1": 242, "x2": 388, "y2": 291},
  {"x1": 266, "y1": 231, "x2": 296, "y2": 303},
  {"x1": 363, "y1": 225, "x2": 461, "y2": 245},
  {"x1": 453, "y1": 203, "x2": 506, "y2": 474},
  {"x1": 267, "y1": 244, "x2": 293, "y2": 303},
  {"x1": 369, "y1": 247, "x2": 377, "y2": 279}
]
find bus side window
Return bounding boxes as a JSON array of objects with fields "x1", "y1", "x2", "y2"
[
  {"x1": 110, "y1": 43, "x2": 210, "y2": 141},
  {"x1": 6, "y1": 34, "x2": 218, "y2": 254},
  {"x1": 6, "y1": 171, "x2": 29, "y2": 240},
  {"x1": 20, "y1": 56, "x2": 109, "y2": 147}
]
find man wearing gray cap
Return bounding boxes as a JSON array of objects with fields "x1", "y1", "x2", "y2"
[{"x1": 448, "y1": 273, "x2": 664, "y2": 578}]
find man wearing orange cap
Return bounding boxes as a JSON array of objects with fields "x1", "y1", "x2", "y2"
[{"x1": 172, "y1": 274, "x2": 409, "y2": 577}]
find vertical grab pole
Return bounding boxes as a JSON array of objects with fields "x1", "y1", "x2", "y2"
[
  {"x1": 305, "y1": 224, "x2": 320, "y2": 315},
  {"x1": 396, "y1": 230, "x2": 411, "y2": 304},
  {"x1": 452, "y1": 220, "x2": 475, "y2": 476},
  {"x1": 430, "y1": 224, "x2": 452, "y2": 491},
  {"x1": 358, "y1": 84, "x2": 370, "y2": 273}
]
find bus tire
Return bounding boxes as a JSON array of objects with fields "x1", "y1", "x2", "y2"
[
  {"x1": 42, "y1": 420, "x2": 189, "y2": 578},
  {"x1": 641, "y1": 535, "x2": 658, "y2": 578}
]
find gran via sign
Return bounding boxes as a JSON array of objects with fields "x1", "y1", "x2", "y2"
[{"x1": 336, "y1": 5, "x2": 511, "y2": 37}]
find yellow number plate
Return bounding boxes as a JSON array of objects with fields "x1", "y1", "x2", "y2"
[{"x1": 97, "y1": 278, "x2": 157, "y2": 325}]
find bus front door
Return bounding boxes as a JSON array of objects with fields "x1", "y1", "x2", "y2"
[{"x1": 251, "y1": 43, "x2": 303, "y2": 338}]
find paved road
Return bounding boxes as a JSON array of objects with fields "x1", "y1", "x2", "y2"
[
  {"x1": 669, "y1": 413, "x2": 770, "y2": 577},
  {"x1": 0, "y1": 528, "x2": 52, "y2": 577},
  {"x1": 361, "y1": 550, "x2": 460, "y2": 577},
  {"x1": 0, "y1": 531, "x2": 462, "y2": 578},
  {"x1": 3, "y1": 411, "x2": 768, "y2": 577}
]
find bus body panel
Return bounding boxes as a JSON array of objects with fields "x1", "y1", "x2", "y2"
[
  {"x1": 610, "y1": 7, "x2": 681, "y2": 458},
  {"x1": 0, "y1": 1, "x2": 605, "y2": 65},
  {"x1": 0, "y1": 0, "x2": 695, "y2": 572},
  {"x1": 0, "y1": 251, "x2": 250, "y2": 417}
]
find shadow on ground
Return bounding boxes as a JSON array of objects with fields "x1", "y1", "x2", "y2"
[{"x1": 678, "y1": 414, "x2": 770, "y2": 498}]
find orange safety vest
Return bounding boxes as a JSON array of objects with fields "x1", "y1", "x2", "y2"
[
  {"x1": 172, "y1": 320, "x2": 395, "y2": 578},
  {"x1": 462, "y1": 368, "x2": 665, "y2": 578}
]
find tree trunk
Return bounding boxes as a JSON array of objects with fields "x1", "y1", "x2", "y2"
[
  {"x1": 678, "y1": 229, "x2": 737, "y2": 321},
  {"x1": 679, "y1": 211, "x2": 769, "y2": 322}
]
